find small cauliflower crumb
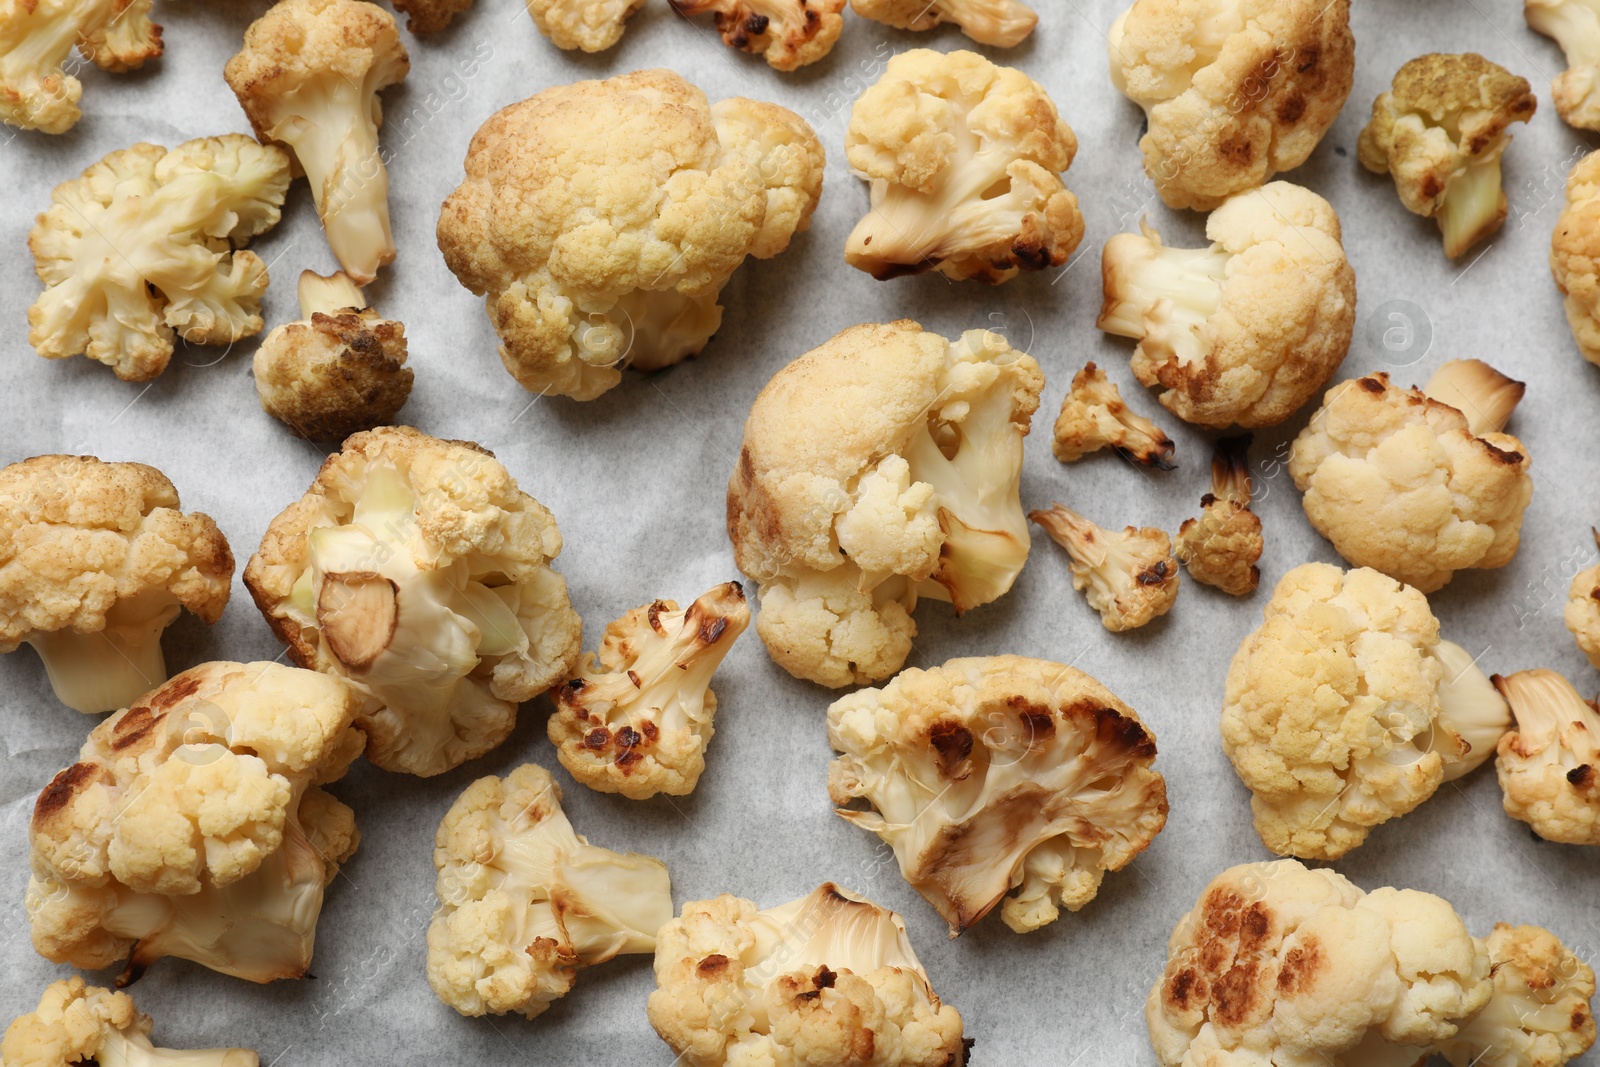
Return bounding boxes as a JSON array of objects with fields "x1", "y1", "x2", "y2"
[
  {"x1": 1175, "y1": 434, "x2": 1262, "y2": 596},
  {"x1": 1492, "y1": 669, "x2": 1600, "y2": 846},
  {"x1": 1030, "y1": 503, "x2": 1178, "y2": 631},
  {"x1": 669, "y1": 0, "x2": 844, "y2": 69},
  {"x1": 1051, "y1": 362, "x2": 1175, "y2": 469}
]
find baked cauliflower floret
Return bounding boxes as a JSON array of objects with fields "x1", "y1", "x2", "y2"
[
  {"x1": 1108, "y1": 0, "x2": 1355, "y2": 211},
  {"x1": 828, "y1": 656, "x2": 1169, "y2": 935},
  {"x1": 850, "y1": 0, "x2": 1035, "y2": 47},
  {"x1": 1175, "y1": 434, "x2": 1262, "y2": 596},
  {"x1": 1565, "y1": 534, "x2": 1600, "y2": 668},
  {"x1": 0, "y1": 0, "x2": 162, "y2": 134},
  {"x1": 243, "y1": 426, "x2": 582, "y2": 778},
  {"x1": 549, "y1": 583, "x2": 749, "y2": 800},
  {"x1": 1528, "y1": 0, "x2": 1600, "y2": 130},
  {"x1": 3, "y1": 977, "x2": 257, "y2": 1067},
  {"x1": 1031, "y1": 504, "x2": 1179, "y2": 632},
  {"x1": 1288, "y1": 360, "x2": 1533, "y2": 593},
  {"x1": 528, "y1": 0, "x2": 643, "y2": 50},
  {"x1": 1098, "y1": 182, "x2": 1356, "y2": 429},
  {"x1": 1441, "y1": 923, "x2": 1598, "y2": 1067},
  {"x1": 1491, "y1": 670, "x2": 1600, "y2": 846},
  {"x1": 226, "y1": 0, "x2": 409, "y2": 285},
  {"x1": 252, "y1": 270, "x2": 411, "y2": 442},
  {"x1": 1051, "y1": 361, "x2": 1175, "y2": 469},
  {"x1": 844, "y1": 49, "x2": 1083, "y2": 284},
  {"x1": 728, "y1": 321, "x2": 1043, "y2": 687},
  {"x1": 669, "y1": 0, "x2": 843, "y2": 70},
  {"x1": 1359, "y1": 53, "x2": 1537, "y2": 259},
  {"x1": 25, "y1": 662, "x2": 364, "y2": 983},
  {"x1": 647, "y1": 883, "x2": 967, "y2": 1067},
  {"x1": 427, "y1": 764, "x2": 673, "y2": 1019},
  {"x1": 0, "y1": 455, "x2": 233, "y2": 714},
  {"x1": 1147, "y1": 859, "x2": 1494, "y2": 1065},
  {"x1": 1221, "y1": 563, "x2": 1510, "y2": 860},
  {"x1": 389, "y1": 0, "x2": 475, "y2": 32},
  {"x1": 28, "y1": 135, "x2": 291, "y2": 382},
  {"x1": 438, "y1": 70, "x2": 823, "y2": 402},
  {"x1": 1552, "y1": 150, "x2": 1600, "y2": 365}
]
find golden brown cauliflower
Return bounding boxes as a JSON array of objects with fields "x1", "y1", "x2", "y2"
[
  {"x1": 1359, "y1": 53, "x2": 1537, "y2": 258},
  {"x1": 1565, "y1": 536, "x2": 1600, "y2": 668},
  {"x1": 727, "y1": 321, "x2": 1043, "y2": 688},
  {"x1": 1288, "y1": 360, "x2": 1533, "y2": 593},
  {"x1": 390, "y1": 0, "x2": 475, "y2": 32},
  {"x1": 647, "y1": 883, "x2": 967, "y2": 1066},
  {"x1": 828, "y1": 656, "x2": 1168, "y2": 935},
  {"x1": 2, "y1": 977, "x2": 257, "y2": 1066},
  {"x1": 1051, "y1": 361, "x2": 1176, "y2": 469},
  {"x1": 548, "y1": 583, "x2": 749, "y2": 799},
  {"x1": 0, "y1": 455, "x2": 233, "y2": 714},
  {"x1": 1526, "y1": 0, "x2": 1600, "y2": 130},
  {"x1": 844, "y1": 49, "x2": 1083, "y2": 284},
  {"x1": 1030, "y1": 503, "x2": 1179, "y2": 632},
  {"x1": 1098, "y1": 182, "x2": 1355, "y2": 429},
  {"x1": 1175, "y1": 434, "x2": 1262, "y2": 596},
  {"x1": 526, "y1": 0, "x2": 644, "y2": 50},
  {"x1": 669, "y1": 0, "x2": 844, "y2": 70},
  {"x1": 1221, "y1": 563, "x2": 1511, "y2": 860},
  {"x1": 850, "y1": 0, "x2": 1034, "y2": 46},
  {"x1": 26, "y1": 662, "x2": 364, "y2": 983},
  {"x1": 1108, "y1": 0, "x2": 1355, "y2": 211},
  {"x1": 1492, "y1": 670, "x2": 1600, "y2": 847},
  {"x1": 1440, "y1": 923, "x2": 1598, "y2": 1067},
  {"x1": 252, "y1": 270, "x2": 412, "y2": 442},
  {"x1": 1552, "y1": 149, "x2": 1600, "y2": 364},
  {"x1": 0, "y1": 0, "x2": 163, "y2": 134},
  {"x1": 438, "y1": 70, "x2": 823, "y2": 401},
  {"x1": 244, "y1": 427, "x2": 582, "y2": 777}
]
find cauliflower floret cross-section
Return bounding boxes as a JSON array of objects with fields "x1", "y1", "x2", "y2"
[
  {"x1": 438, "y1": 69, "x2": 824, "y2": 402},
  {"x1": 244, "y1": 426, "x2": 583, "y2": 778},
  {"x1": 727, "y1": 321, "x2": 1043, "y2": 687},
  {"x1": 2, "y1": 977, "x2": 258, "y2": 1066},
  {"x1": 827, "y1": 655, "x2": 1169, "y2": 935},
  {"x1": 1492, "y1": 670, "x2": 1600, "y2": 847},
  {"x1": 1030, "y1": 504, "x2": 1180, "y2": 632},
  {"x1": 0, "y1": 0, "x2": 163, "y2": 134},
  {"x1": 427, "y1": 764, "x2": 673, "y2": 1019},
  {"x1": 647, "y1": 883, "x2": 968, "y2": 1067}
]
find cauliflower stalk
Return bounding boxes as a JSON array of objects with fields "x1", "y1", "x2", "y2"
[
  {"x1": 828, "y1": 656, "x2": 1169, "y2": 935},
  {"x1": 1221, "y1": 563, "x2": 1510, "y2": 860},
  {"x1": 0, "y1": 455, "x2": 233, "y2": 715},
  {"x1": 1097, "y1": 182, "x2": 1356, "y2": 429},
  {"x1": 1527, "y1": 0, "x2": 1600, "y2": 130},
  {"x1": 25, "y1": 662, "x2": 364, "y2": 983},
  {"x1": 844, "y1": 49, "x2": 1084, "y2": 284},
  {"x1": 727, "y1": 321, "x2": 1043, "y2": 687},
  {"x1": 647, "y1": 883, "x2": 967, "y2": 1067},
  {"x1": 1175, "y1": 434, "x2": 1262, "y2": 596},
  {"x1": 1289, "y1": 360, "x2": 1533, "y2": 592},
  {"x1": 1441, "y1": 923, "x2": 1599, "y2": 1067},
  {"x1": 438, "y1": 69, "x2": 824, "y2": 402},
  {"x1": 226, "y1": 0, "x2": 409, "y2": 285},
  {"x1": 669, "y1": 0, "x2": 844, "y2": 70},
  {"x1": 1051, "y1": 361, "x2": 1175, "y2": 469},
  {"x1": 2, "y1": 977, "x2": 257, "y2": 1067},
  {"x1": 0, "y1": 0, "x2": 162, "y2": 133},
  {"x1": 549, "y1": 583, "x2": 750, "y2": 800},
  {"x1": 427, "y1": 764, "x2": 673, "y2": 1019},
  {"x1": 1551, "y1": 149, "x2": 1600, "y2": 365},
  {"x1": 28, "y1": 135, "x2": 291, "y2": 382},
  {"x1": 849, "y1": 0, "x2": 1035, "y2": 47},
  {"x1": 1031, "y1": 504, "x2": 1179, "y2": 632},
  {"x1": 1492, "y1": 670, "x2": 1600, "y2": 846},
  {"x1": 243, "y1": 427, "x2": 582, "y2": 778}
]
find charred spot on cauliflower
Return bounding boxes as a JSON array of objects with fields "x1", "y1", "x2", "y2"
[
  {"x1": 0, "y1": 0, "x2": 163, "y2": 134},
  {"x1": 1491, "y1": 670, "x2": 1600, "y2": 846},
  {"x1": 1175, "y1": 434, "x2": 1262, "y2": 596},
  {"x1": 1031, "y1": 504, "x2": 1179, "y2": 632},
  {"x1": 1051, "y1": 362, "x2": 1176, "y2": 469},
  {"x1": 2, "y1": 977, "x2": 258, "y2": 1066},
  {"x1": 669, "y1": 0, "x2": 844, "y2": 70},
  {"x1": 850, "y1": 0, "x2": 1035, "y2": 47}
]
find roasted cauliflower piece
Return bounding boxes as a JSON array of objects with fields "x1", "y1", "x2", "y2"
[
  {"x1": 1289, "y1": 360, "x2": 1533, "y2": 593},
  {"x1": 427, "y1": 764, "x2": 673, "y2": 1019},
  {"x1": 549, "y1": 583, "x2": 749, "y2": 800},
  {"x1": 844, "y1": 49, "x2": 1083, "y2": 284},
  {"x1": 528, "y1": 0, "x2": 643, "y2": 50},
  {"x1": 1051, "y1": 362, "x2": 1175, "y2": 469},
  {"x1": 1552, "y1": 149, "x2": 1600, "y2": 365},
  {"x1": 1108, "y1": 0, "x2": 1355, "y2": 211},
  {"x1": 25, "y1": 662, "x2": 364, "y2": 983},
  {"x1": 2, "y1": 977, "x2": 258, "y2": 1067},
  {"x1": 1098, "y1": 182, "x2": 1356, "y2": 429},
  {"x1": 1030, "y1": 504, "x2": 1179, "y2": 632},
  {"x1": 670, "y1": 0, "x2": 844, "y2": 70},
  {"x1": 727, "y1": 321, "x2": 1043, "y2": 687},
  {"x1": 243, "y1": 426, "x2": 582, "y2": 778},
  {"x1": 1492, "y1": 670, "x2": 1600, "y2": 846},
  {"x1": 28, "y1": 135, "x2": 291, "y2": 382},
  {"x1": 252, "y1": 270, "x2": 412, "y2": 442},
  {"x1": 389, "y1": 0, "x2": 475, "y2": 32},
  {"x1": 0, "y1": 455, "x2": 233, "y2": 714},
  {"x1": 1565, "y1": 535, "x2": 1600, "y2": 668},
  {"x1": 438, "y1": 70, "x2": 823, "y2": 401},
  {"x1": 0, "y1": 0, "x2": 162, "y2": 134},
  {"x1": 1221, "y1": 563, "x2": 1511, "y2": 860},
  {"x1": 226, "y1": 0, "x2": 409, "y2": 285},
  {"x1": 647, "y1": 883, "x2": 967, "y2": 1066},
  {"x1": 1359, "y1": 53, "x2": 1537, "y2": 259},
  {"x1": 828, "y1": 656, "x2": 1169, "y2": 935},
  {"x1": 1441, "y1": 923, "x2": 1598, "y2": 1067},
  {"x1": 850, "y1": 0, "x2": 1035, "y2": 47},
  {"x1": 1528, "y1": 0, "x2": 1600, "y2": 130},
  {"x1": 1175, "y1": 435, "x2": 1262, "y2": 596}
]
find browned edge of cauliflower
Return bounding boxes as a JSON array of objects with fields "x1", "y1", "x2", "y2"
[
  {"x1": 1031, "y1": 503, "x2": 1179, "y2": 631},
  {"x1": 1051, "y1": 361, "x2": 1176, "y2": 469}
]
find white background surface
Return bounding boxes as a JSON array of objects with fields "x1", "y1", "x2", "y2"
[{"x1": 1, "y1": 0, "x2": 1597, "y2": 1063}]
